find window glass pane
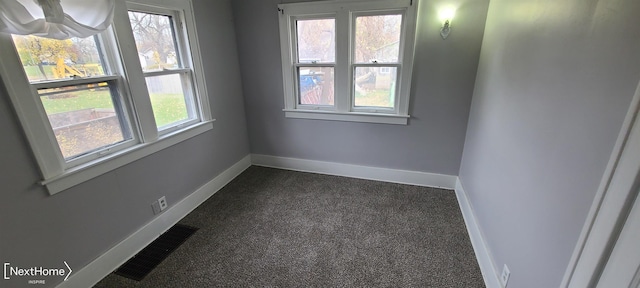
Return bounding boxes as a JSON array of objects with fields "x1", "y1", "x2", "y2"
[
  {"x1": 354, "y1": 66, "x2": 397, "y2": 108},
  {"x1": 128, "y1": 11, "x2": 180, "y2": 72},
  {"x1": 298, "y1": 67, "x2": 334, "y2": 105},
  {"x1": 354, "y1": 14, "x2": 402, "y2": 63},
  {"x1": 145, "y1": 74, "x2": 195, "y2": 128},
  {"x1": 12, "y1": 35, "x2": 106, "y2": 83},
  {"x1": 296, "y1": 19, "x2": 335, "y2": 63},
  {"x1": 38, "y1": 83, "x2": 130, "y2": 159}
]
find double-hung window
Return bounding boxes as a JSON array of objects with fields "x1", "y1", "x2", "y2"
[
  {"x1": 10, "y1": 34, "x2": 136, "y2": 163},
  {"x1": 278, "y1": 0, "x2": 418, "y2": 125},
  {"x1": 126, "y1": 6, "x2": 200, "y2": 132},
  {"x1": 0, "y1": 0, "x2": 211, "y2": 194}
]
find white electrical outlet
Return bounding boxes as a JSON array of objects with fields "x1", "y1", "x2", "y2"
[
  {"x1": 158, "y1": 196, "x2": 168, "y2": 211},
  {"x1": 501, "y1": 264, "x2": 510, "y2": 287},
  {"x1": 151, "y1": 196, "x2": 168, "y2": 215}
]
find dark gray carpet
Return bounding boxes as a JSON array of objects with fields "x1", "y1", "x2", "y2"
[{"x1": 95, "y1": 166, "x2": 484, "y2": 287}]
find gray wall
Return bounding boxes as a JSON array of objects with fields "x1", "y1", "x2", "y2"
[
  {"x1": 458, "y1": 0, "x2": 640, "y2": 287},
  {"x1": 232, "y1": 0, "x2": 489, "y2": 176},
  {"x1": 0, "y1": 0, "x2": 249, "y2": 287}
]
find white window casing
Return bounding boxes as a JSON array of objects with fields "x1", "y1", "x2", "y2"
[
  {"x1": 0, "y1": 0, "x2": 213, "y2": 195},
  {"x1": 278, "y1": 0, "x2": 418, "y2": 125}
]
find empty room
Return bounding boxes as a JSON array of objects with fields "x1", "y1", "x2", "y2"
[{"x1": 1, "y1": 0, "x2": 639, "y2": 287}]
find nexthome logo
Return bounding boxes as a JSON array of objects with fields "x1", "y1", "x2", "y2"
[{"x1": 3, "y1": 262, "x2": 72, "y2": 282}]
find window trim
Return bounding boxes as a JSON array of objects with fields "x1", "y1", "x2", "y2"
[
  {"x1": 278, "y1": 0, "x2": 418, "y2": 125},
  {"x1": 125, "y1": 4, "x2": 203, "y2": 135},
  {"x1": 292, "y1": 15, "x2": 337, "y2": 110},
  {"x1": 0, "y1": 0, "x2": 213, "y2": 195},
  {"x1": 42, "y1": 120, "x2": 214, "y2": 193}
]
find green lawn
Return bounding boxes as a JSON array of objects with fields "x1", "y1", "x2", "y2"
[
  {"x1": 41, "y1": 89, "x2": 114, "y2": 114},
  {"x1": 23, "y1": 65, "x2": 55, "y2": 81},
  {"x1": 149, "y1": 93, "x2": 189, "y2": 127},
  {"x1": 355, "y1": 89, "x2": 394, "y2": 108},
  {"x1": 41, "y1": 89, "x2": 188, "y2": 128}
]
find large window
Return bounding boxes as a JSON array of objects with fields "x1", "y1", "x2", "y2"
[
  {"x1": 278, "y1": 0, "x2": 418, "y2": 125},
  {"x1": 0, "y1": 0, "x2": 211, "y2": 194}
]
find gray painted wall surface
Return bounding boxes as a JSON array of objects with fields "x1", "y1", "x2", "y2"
[
  {"x1": 231, "y1": 0, "x2": 489, "y2": 176},
  {"x1": 0, "y1": 0, "x2": 249, "y2": 287},
  {"x1": 458, "y1": 0, "x2": 640, "y2": 287}
]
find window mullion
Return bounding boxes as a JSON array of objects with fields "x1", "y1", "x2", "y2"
[
  {"x1": 334, "y1": 9, "x2": 351, "y2": 113},
  {"x1": 111, "y1": 0, "x2": 158, "y2": 143}
]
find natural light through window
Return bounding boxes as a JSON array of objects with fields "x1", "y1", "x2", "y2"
[
  {"x1": 278, "y1": 0, "x2": 418, "y2": 124},
  {"x1": 12, "y1": 35, "x2": 107, "y2": 82},
  {"x1": 128, "y1": 11, "x2": 198, "y2": 130},
  {"x1": 295, "y1": 18, "x2": 335, "y2": 106},
  {"x1": 37, "y1": 83, "x2": 130, "y2": 159},
  {"x1": 12, "y1": 35, "x2": 133, "y2": 160},
  {"x1": 353, "y1": 14, "x2": 402, "y2": 109},
  {"x1": 0, "y1": 0, "x2": 211, "y2": 194}
]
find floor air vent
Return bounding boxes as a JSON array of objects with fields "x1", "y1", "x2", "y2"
[{"x1": 114, "y1": 224, "x2": 198, "y2": 281}]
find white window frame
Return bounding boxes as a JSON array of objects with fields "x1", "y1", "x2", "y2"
[
  {"x1": 0, "y1": 0, "x2": 213, "y2": 195},
  {"x1": 125, "y1": 3, "x2": 203, "y2": 134},
  {"x1": 278, "y1": 0, "x2": 418, "y2": 125},
  {"x1": 292, "y1": 15, "x2": 336, "y2": 111}
]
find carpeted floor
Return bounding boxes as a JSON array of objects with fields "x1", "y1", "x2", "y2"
[{"x1": 95, "y1": 166, "x2": 485, "y2": 287}]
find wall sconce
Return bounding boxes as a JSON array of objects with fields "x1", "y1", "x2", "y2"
[
  {"x1": 438, "y1": 8, "x2": 455, "y2": 40},
  {"x1": 440, "y1": 20, "x2": 451, "y2": 39}
]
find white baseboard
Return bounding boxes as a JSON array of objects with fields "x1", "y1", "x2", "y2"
[
  {"x1": 57, "y1": 155, "x2": 252, "y2": 288},
  {"x1": 251, "y1": 154, "x2": 457, "y2": 189},
  {"x1": 455, "y1": 178, "x2": 503, "y2": 288}
]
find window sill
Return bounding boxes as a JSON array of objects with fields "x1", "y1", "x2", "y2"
[
  {"x1": 42, "y1": 120, "x2": 215, "y2": 195},
  {"x1": 283, "y1": 109, "x2": 409, "y2": 125}
]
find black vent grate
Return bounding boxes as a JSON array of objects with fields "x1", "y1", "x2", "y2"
[{"x1": 114, "y1": 224, "x2": 198, "y2": 281}]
